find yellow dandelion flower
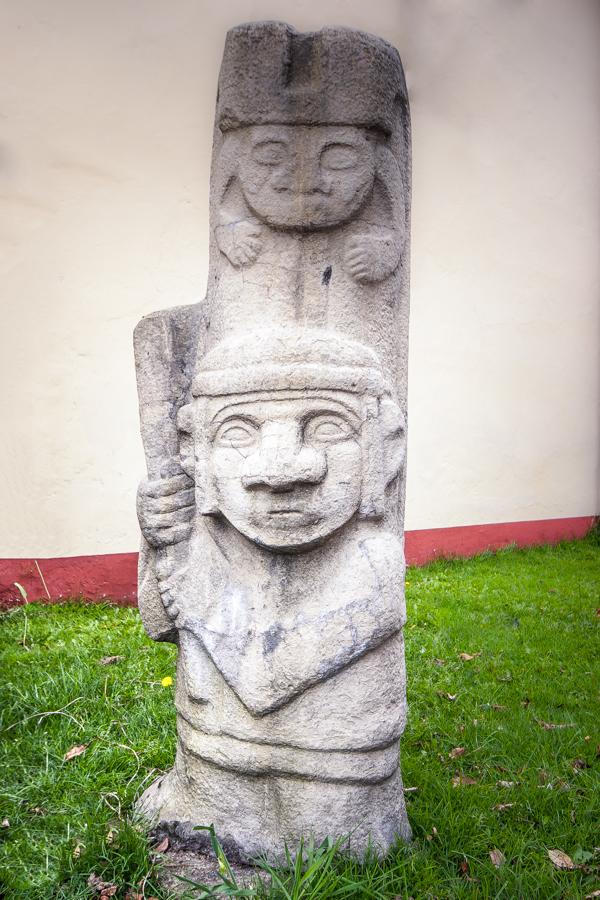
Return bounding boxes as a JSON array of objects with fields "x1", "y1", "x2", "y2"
[{"x1": 161, "y1": 676, "x2": 173, "y2": 687}]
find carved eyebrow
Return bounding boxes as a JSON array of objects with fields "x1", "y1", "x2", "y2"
[
  {"x1": 210, "y1": 412, "x2": 262, "y2": 429},
  {"x1": 301, "y1": 407, "x2": 361, "y2": 429},
  {"x1": 320, "y1": 140, "x2": 359, "y2": 150},
  {"x1": 208, "y1": 395, "x2": 364, "y2": 425},
  {"x1": 251, "y1": 137, "x2": 289, "y2": 149}
]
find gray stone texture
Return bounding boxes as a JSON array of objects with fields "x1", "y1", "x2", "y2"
[{"x1": 134, "y1": 21, "x2": 412, "y2": 860}]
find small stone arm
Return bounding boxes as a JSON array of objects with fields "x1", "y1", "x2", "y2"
[
  {"x1": 213, "y1": 134, "x2": 264, "y2": 268},
  {"x1": 343, "y1": 144, "x2": 406, "y2": 284}
]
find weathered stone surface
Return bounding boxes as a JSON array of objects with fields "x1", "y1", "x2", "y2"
[{"x1": 134, "y1": 21, "x2": 411, "y2": 861}]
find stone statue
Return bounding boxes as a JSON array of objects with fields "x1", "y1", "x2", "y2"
[{"x1": 134, "y1": 22, "x2": 411, "y2": 861}]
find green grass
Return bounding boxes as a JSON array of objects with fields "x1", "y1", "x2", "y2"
[{"x1": 1, "y1": 535, "x2": 599, "y2": 898}]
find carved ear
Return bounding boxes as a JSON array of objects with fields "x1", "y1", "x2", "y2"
[
  {"x1": 177, "y1": 404, "x2": 195, "y2": 479},
  {"x1": 359, "y1": 395, "x2": 405, "y2": 519},
  {"x1": 380, "y1": 397, "x2": 406, "y2": 485}
]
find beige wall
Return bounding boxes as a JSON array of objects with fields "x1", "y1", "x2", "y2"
[{"x1": 1, "y1": 0, "x2": 598, "y2": 557}]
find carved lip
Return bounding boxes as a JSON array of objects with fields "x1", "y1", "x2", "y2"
[{"x1": 266, "y1": 508, "x2": 318, "y2": 525}]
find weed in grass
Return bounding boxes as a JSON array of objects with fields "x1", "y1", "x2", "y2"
[{"x1": 0, "y1": 537, "x2": 599, "y2": 898}]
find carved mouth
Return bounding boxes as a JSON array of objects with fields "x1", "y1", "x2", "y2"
[{"x1": 266, "y1": 508, "x2": 319, "y2": 526}]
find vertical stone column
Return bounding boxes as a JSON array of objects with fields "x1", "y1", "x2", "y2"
[{"x1": 134, "y1": 22, "x2": 411, "y2": 861}]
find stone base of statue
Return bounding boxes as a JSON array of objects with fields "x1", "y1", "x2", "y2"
[{"x1": 137, "y1": 746, "x2": 411, "y2": 862}]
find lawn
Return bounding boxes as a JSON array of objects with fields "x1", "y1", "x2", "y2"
[{"x1": 1, "y1": 535, "x2": 599, "y2": 898}]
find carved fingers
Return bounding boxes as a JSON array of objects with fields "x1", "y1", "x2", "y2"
[
  {"x1": 137, "y1": 473, "x2": 195, "y2": 548},
  {"x1": 344, "y1": 230, "x2": 401, "y2": 283},
  {"x1": 216, "y1": 219, "x2": 263, "y2": 268}
]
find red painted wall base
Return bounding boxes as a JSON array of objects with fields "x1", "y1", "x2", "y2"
[
  {"x1": 0, "y1": 516, "x2": 595, "y2": 608},
  {"x1": 404, "y1": 515, "x2": 596, "y2": 566}
]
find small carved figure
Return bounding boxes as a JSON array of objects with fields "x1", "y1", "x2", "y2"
[{"x1": 215, "y1": 124, "x2": 404, "y2": 284}]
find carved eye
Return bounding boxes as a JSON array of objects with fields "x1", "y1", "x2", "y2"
[
  {"x1": 304, "y1": 414, "x2": 355, "y2": 446},
  {"x1": 215, "y1": 419, "x2": 259, "y2": 449},
  {"x1": 320, "y1": 144, "x2": 359, "y2": 170},
  {"x1": 252, "y1": 141, "x2": 288, "y2": 166}
]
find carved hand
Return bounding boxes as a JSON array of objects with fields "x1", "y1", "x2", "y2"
[
  {"x1": 344, "y1": 229, "x2": 401, "y2": 284},
  {"x1": 216, "y1": 219, "x2": 263, "y2": 268},
  {"x1": 136, "y1": 473, "x2": 195, "y2": 548}
]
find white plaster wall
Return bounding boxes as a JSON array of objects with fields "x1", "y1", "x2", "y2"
[{"x1": 1, "y1": 0, "x2": 598, "y2": 556}]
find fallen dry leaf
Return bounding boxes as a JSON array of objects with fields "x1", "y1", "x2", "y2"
[
  {"x1": 99, "y1": 655, "x2": 124, "y2": 666},
  {"x1": 493, "y1": 803, "x2": 514, "y2": 811},
  {"x1": 64, "y1": 744, "x2": 87, "y2": 761},
  {"x1": 497, "y1": 780, "x2": 516, "y2": 788},
  {"x1": 29, "y1": 806, "x2": 46, "y2": 816},
  {"x1": 88, "y1": 873, "x2": 118, "y2": 897},
  {"x1": 124, "y1": 894, "x2": 159, "y2": 900},
  {"x1": 554, "y1": 778, "x2": 572, "y2": 792},
  {"x1": 1, "y1": 818, "x2": 9, "y2": 828},
  {"x1": 452, "y1": 774, "x2": 478, "y2": 787},
  {"x1": 152, "y1": 836, "x2": 169, "y2": 853},
  {"x1": 437, "y1": 691, "x2": 457, "y2": 701},
  {"x1": 458, "y1": 858, "x2": 479, "y2": 883},
  {"x1": 403, "y1": 786, "x2": 419, "y2": 793},
  {"x1": 433, "y1": 658, "x2": 446, "y2": 666},
  {"x1": 536, "y1": 720, "x2": 575, "y2": 730},
  {"x1": 547, "y1": 848, "x2": 576, "y2": 870},
  {"x1": 449, "y1": 747, "x2": 466, "y2": 759},
  {"x1": 458, "y1": 652, "x2": 481, "y2": 661},
  {"x1": 572, "y1": 758, "x2": 591, "y2": 770},
  {"x1": 492, "y1": 704, "x2": 507, "y2": 711},
  {"x1": 72, "y1": 843, "x2": 83, "y2": 859},
  {"x1": 585, "y1": 891, "x2": 600, "y2": 898},
  {"x1": 489, "y1": 848, "x2": 505, "y2": 867}
]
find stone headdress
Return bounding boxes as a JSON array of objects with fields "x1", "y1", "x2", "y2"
[{"x1": 217, "y1": 21, "x2": 408, "y2": 135}]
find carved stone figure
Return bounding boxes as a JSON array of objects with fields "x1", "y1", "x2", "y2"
[{"x1": 134, "y1": 22, "x2": 411, "y2": 861}]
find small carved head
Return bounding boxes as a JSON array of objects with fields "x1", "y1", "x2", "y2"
[
  {"x1": 178, "y1": 330, "x2": 405, "y2": 552},
  {"x1": 231, "y1": 125, "x2": 377, "y2": 231}
]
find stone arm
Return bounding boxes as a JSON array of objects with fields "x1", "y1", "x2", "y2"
[
  {"x1": 213, "y1": 134, "x2": 263, "y2": 268},
  {"x1": 344, "y1": 144, "x2": 406, "y2": 284},
  {"x1": 137, "y1": 472, "x2": 194, "y2": 549},
  {"x1": 134, "y1": 301, "x2": 205, "y2": 643},
  {"x1": 182, "y1": 535, "x2": 405, "y2": 716}
]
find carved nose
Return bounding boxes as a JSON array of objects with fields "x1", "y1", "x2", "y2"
[
  {"x1": 301, "y1": 170, "x2": 331, "y2": 195},
  {"x1": 242, "y1": 447, "x2": 327, "y2": 492},
  {"x1": 297, "y1": 157, "x2": 331, "y2": 195}
]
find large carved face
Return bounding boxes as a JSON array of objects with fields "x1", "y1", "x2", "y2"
[
  {"x1": 236, "y1": 125, "x2": 376, "y2": 230},
  {"x1": 204, "y1": 390, "x2": 363, "y2": 551}
]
